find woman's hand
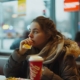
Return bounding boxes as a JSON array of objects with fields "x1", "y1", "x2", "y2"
[{"x1": 19, "y1": 38, "x2": 33, "y2": 55}]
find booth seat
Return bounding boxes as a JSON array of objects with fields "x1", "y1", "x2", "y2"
[
  {"x1": 0, "y1": 56, "x2": 8, "y2": 75},
  {"x1": 0, "y1": 49, "x2": 13, "y2": 75}
]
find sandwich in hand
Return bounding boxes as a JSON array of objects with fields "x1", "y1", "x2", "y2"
[{"x1": 23, "y1": 44, "x2": 32, "y2": 49}]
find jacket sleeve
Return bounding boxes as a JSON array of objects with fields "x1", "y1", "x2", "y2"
[
  {"x1": 3, "y1": 49, "x2": 27, "y2": 78},
  {"x1": 41, "y1": 55, "x2": 79, "y2": 80}
]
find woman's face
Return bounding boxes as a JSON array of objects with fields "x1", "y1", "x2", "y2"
[{"x1": 29, "y1": 22, "x2": 50, "y2": 49}]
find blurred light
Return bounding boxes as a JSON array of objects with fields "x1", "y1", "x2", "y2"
[
  {"x1": 9, "y1": 25, "x2": 13, "y2": 30},
  {"x1": 2, "y1": 24, "x2": 9, "y2": 29},
  {"x1": 27, "y1": 25, "x2": 30, "y2": 30},
  {"x1": 12, "y1": 14, "x2": 18, "y2": 18}
]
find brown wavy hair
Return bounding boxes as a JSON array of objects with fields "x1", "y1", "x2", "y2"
[{"x1": 32, "y1": 16, "x2": 63, "y2": 42}]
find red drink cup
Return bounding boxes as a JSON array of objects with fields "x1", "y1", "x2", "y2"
[{"x1": 29, "y1": 55, "x2": 43, "y2": 80}]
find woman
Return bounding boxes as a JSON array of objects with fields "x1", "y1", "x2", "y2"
[{"x1": 4, "y1": 16, "x2": 80, "y2": 80}]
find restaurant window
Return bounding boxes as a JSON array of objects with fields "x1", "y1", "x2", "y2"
[
  {"x1": 55, "y1": 0, "x2": 79, "y2": 40},
  {"x1": 55, "y1": 0, "x2": 72, "y2": 39},
  {"x1": 0, "y1": 0, "x2": 50, "y2": 50}
]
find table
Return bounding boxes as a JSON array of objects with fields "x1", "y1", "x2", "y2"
[
  {"x1": 0, "y1": 75, "x2": 6, "y2": 79},
  {"x1": 0, "y1": 75, "x2": 30, "y2": 80}
]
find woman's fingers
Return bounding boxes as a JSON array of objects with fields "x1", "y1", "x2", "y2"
[
  {"x1": 24, "y1": 38, "x2": 33, "y2": 45},
  {"x1": 20, "y1": 38, "x2": 33, "y2": 46}
]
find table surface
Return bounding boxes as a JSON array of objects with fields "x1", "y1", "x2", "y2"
[
  {"x1": 0, "y1": 75, "x2": 5, "y2": 79},
  {"x1": 0, "y1": 75, "x2": 30, "y2": 80}
]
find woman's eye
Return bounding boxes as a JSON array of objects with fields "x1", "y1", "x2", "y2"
[{"x1": 33, "y1": 31, "x2": 38, "y2": 33}]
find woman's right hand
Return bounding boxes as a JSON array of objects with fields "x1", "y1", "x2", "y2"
[{"x1": 19, "y1": 38, "x2": 33, "y2": 55}]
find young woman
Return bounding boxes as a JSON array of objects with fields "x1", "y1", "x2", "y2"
[{"x1": 4, "y1": 16, "x2": 80, "y2": 80}]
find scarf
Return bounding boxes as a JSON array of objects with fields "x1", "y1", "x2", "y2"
[{"x1": 37, "y1": 35, "x2": 64, "y2": 64}]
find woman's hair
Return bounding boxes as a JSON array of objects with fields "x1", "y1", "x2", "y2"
[{"x1": 32, "y1": 16, "x2": 63, "y2": 41}]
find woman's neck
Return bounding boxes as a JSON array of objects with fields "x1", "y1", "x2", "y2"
[{"x1": 37, "y1": 40, "x2": 50, "y2": 51}]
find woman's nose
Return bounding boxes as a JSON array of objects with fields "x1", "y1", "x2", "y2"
[{"x1": 28, "y1": 32, "x2": 33, "y2": 38}]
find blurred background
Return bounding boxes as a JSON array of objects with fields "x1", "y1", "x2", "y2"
[{"x1": 0, "y1": 0, "x2": 80, "y2": 50}]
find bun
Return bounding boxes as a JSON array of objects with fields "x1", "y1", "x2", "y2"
[{"x1": 23, "y1": 44, "x2": 32, "y2": 49}]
